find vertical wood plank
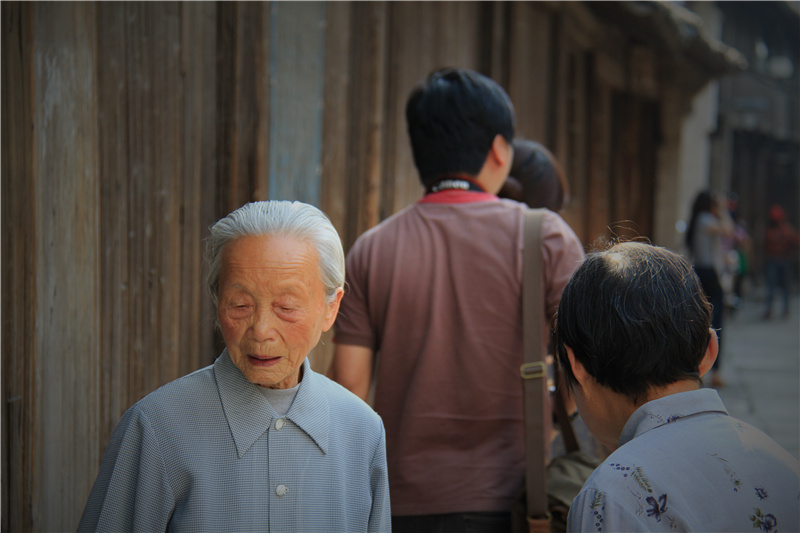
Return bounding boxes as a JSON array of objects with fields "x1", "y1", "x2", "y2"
[
  {"x1": 2, "y1": 3, "x2": 35, "y2": 531},
  {"x1": 563, "y1": 46, "x2": 589, "y2": 240},
  {"x1": 586, "y1": 80, "x2": 612, "y2": 245},
  {"x1": 179, "y1": 1, "x2": 219, "y2": 376},
  {"x1": 96, "y1": 1, "x2": 131, "y2": 455},
  {"x1": 216, "y1": 2, "x2": 270, "y2": 214},
  {"x1": 321, "y1": 1, "x2": 352, "y2": 237},
  {"x1": 122, "y1": 2, "x2": 182, "y2": 403},
  {"x1": 268, "y1": 1, "x2": 326, "y2": 205},
  {"x1": 507, "y1": 2, "x2": 553, "y2": 143},
  {"x1": 32, "y1": 2, "x2": 100, "y2": 529},
  {"x1": 318, "y1": 1, "x2": 354, "y2": 373},
  {"x1": 347, "y1": 2, "x2": 387, "y2": 239}
]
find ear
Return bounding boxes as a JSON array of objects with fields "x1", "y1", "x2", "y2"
[
  {"x1": 489, "y1": 134, "x2": 513, "y2": 169},
  {"x1": 322, "y1": 287, "x2": 345, "y2": 332},
  {"x1": 698, "y1": 328, "x2": 719, "y2": 377},
  {"x1": 565, "y1": 346, "x2": 590, "y2": 388}
]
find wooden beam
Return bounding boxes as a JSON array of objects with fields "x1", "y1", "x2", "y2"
[{"x1": 2, "y1": 3, "x2": 35, "y2": 531}]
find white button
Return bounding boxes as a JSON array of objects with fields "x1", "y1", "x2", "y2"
[
  {"x1": 276, "y1": 419, "x2": 285, "y2": 430},
  {"x1": 276, "y1": 484, "x2": 288, "y2": 497}
]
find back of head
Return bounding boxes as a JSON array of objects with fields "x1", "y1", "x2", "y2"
[
  {"x1": 506, "y1": 139, "x2": 566, "y2": 211},
  {"x1": 555, "y1": 242, "x2": 712, "y2": 404},
  {"x1": 205, "y1": 201, "x2": 345, "y2": 308},
  {"x1": 405, "y1": 67, "x2": 515, "y2": 188}
]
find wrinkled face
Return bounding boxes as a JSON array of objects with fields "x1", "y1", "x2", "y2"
[{"x1": 217, "y1": 234, "x2": 343, "y2": 389}]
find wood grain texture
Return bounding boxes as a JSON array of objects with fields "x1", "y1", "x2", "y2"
[
  {"x1": 268, "y1": 1, "x2": 325, "y2": 206},
  {"x1": 2, "y1": 2, "x2": 35, "y2": 531},
  {"x1": 32, "y1": 2, "x2": 100, "y2": 529}
]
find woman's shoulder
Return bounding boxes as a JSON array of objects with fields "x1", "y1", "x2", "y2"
[{"x1": 312, "y1": 371, "x2": 383, "y2": 427}]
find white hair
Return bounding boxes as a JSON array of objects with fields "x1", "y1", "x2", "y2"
[{"x1": 205, "y1": 201, "x2": 345, "y2": 309}]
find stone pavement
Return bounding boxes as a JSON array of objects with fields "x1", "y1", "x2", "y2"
[{"x1": 712, "y1": 289, "x2": 800, "y2": 460}]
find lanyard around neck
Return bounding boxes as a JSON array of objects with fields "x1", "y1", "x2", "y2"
[{"x1": 426, "y1": 175, "x2": 485, "y2": 194}]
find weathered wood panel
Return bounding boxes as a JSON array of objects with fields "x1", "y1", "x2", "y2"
[
  {"x1": 177, "y1": 2, "x2": 219, "y2": 379},
  {"x1": 507, "y1": 2, "x2": 556, "y2": 144},
  {"x1": 96, "y1": 0, "x2": 132, "y2": 457},
  {"x1": 269, "y1": 1, "x2": 326, "y2": 205},
  {"x1": 320, "y1": 1, "x2": 352, "y2": 238},
  {"x1": 609, "y1": 95, "x2": 657, "y2": 242},
  {"x1": 586, "y1": 80, "x2": 613, "y2": 244},
  {"x1": 2, "y1": 3, "x2": 35, "y2": 531},
  {"x1": 345, "y1": 2, "x2": 388, "y2": 246},
  {"x1": 93, "y1": 1, "x2": 221, "y2": 518},
  {"x1": 216, "y1": 1, "x2": 271, "y2": 213},
  {"x1": 118, "y1": 1, "x2": 184, "y2": 406},
  {"x1": 32, "y1": 2, "x2": 100, "y2": 530}
]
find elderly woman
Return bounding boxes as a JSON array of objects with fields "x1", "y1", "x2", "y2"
[{"x1": 78, "y1": 201, "x2": 391, "y2": 532}]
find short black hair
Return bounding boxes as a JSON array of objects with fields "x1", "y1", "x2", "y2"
[
  {"x1": 555, "y1": 242, "x2": 712, "y2": 404},
  {"x1": 405, "y1": 67, "x2": 515, "y2": 188}
]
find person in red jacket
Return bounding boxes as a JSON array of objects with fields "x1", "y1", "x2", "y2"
[{"x1": 762, "y1": 204, "x2": 799, "y2": 319}]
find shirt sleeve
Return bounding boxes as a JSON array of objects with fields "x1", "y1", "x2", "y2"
[
  {"x1": 77, "y1": 405, "x2": 175, "y2": 532},
  {"x1": 367, "y1": 419, "x2": 391, "y2": 533},
  {"x1": 568, "y1": 488, "x2": 651, "y2": 533},
  {"x1": 541, "y1": 212, "x2": 584, "y2": 321}
]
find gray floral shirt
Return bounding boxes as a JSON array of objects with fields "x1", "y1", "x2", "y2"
[{"x1": 568, "y1": 389, "x2": 800, "y2": 532}]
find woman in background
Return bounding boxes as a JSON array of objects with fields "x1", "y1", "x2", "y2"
[{"x1": 686, "y1": 190, "x2": 733, "y2": 388}]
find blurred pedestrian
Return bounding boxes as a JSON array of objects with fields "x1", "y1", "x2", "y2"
[
  {"x1": 720, "y1": 192, "x2": 751, "y2": 312},
  {"x1": 78, "y1": 201, "x2": 391, "y2": 533},
  {"x1": 330, "y1": 67, "x2": 584, "y2": 533},
  {"x1": 685, "y1": 190, "x2": 733, "y2": 387},
  {"x1": 556, "y1": 242, "x2": 800, "y2": 532},
  {"x1": 762, "y1": 204, "x2": 799, "y2": 319},
  {"x1": 498, "y1": 138, "x2": 568, "y2": 212}
]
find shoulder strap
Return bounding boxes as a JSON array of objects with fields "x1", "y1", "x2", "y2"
[{"x1": 522, "y1": 208, "x2": 550, "y2": 522}]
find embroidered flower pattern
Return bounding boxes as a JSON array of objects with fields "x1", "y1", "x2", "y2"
[
  {"x1": 750, "y1": 508, "x2": 778, "y2": 532},
  {"x1": 630, "y1": 466, "x2": 654, "y2": 494},
  {"x1": 588, "y1": 491, "x2": 605, "y2": 532},
  {"x1": 609, "y1": 463, "x2": 633, "y2": 479},
  {"x1": 710, "y1": 454, "x2": 743, "y2": 492},
  {"x1": 646, "y1": 494, "x2": 668, "y2": 522},
  {"x1": 755, "y1": 487, "x2": 769, "y2": 501}
]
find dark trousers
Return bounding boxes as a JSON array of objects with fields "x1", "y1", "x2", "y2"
[
  {"x1": 694, "y1": 266, "x2": 724, "y2": 369},
  {"x1": 392, "y1": 512, "x2": 512, "y2": 533}
]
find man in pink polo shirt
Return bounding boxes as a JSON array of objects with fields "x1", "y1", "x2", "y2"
[{"x1": 331, "y1": 67, "x2": 584, "y2": 533}]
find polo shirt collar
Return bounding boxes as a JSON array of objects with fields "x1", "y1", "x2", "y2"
[
  {"x1": 619, "y1": 388, "x2": 728, "y2": 447},
  {"x1": 418, "y1": 189, "x2": 499, "y2": 204},
  {"x1": 215, "y1": 350, "x2": 330, "y2": 458}
]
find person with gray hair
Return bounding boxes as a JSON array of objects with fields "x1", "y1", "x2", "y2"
[{"x1": 78, "y1": 200, "x2": 391, "y2": 532}]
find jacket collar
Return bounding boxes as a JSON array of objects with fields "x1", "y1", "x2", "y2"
[
  {"x1": 620, "y1": 388, "x2": 728, "y2": 447},
  {"x1": 215, "y1": 350, "x2": 330, "y2": 458}
]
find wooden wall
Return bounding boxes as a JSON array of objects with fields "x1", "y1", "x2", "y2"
[{"x1": 3, "y1": 1, "x2": 681, "y2": 530}]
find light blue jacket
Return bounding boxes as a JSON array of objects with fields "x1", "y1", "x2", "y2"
[{"x1": 78, "y1": 351, "x2": 391, "y2": 532}]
